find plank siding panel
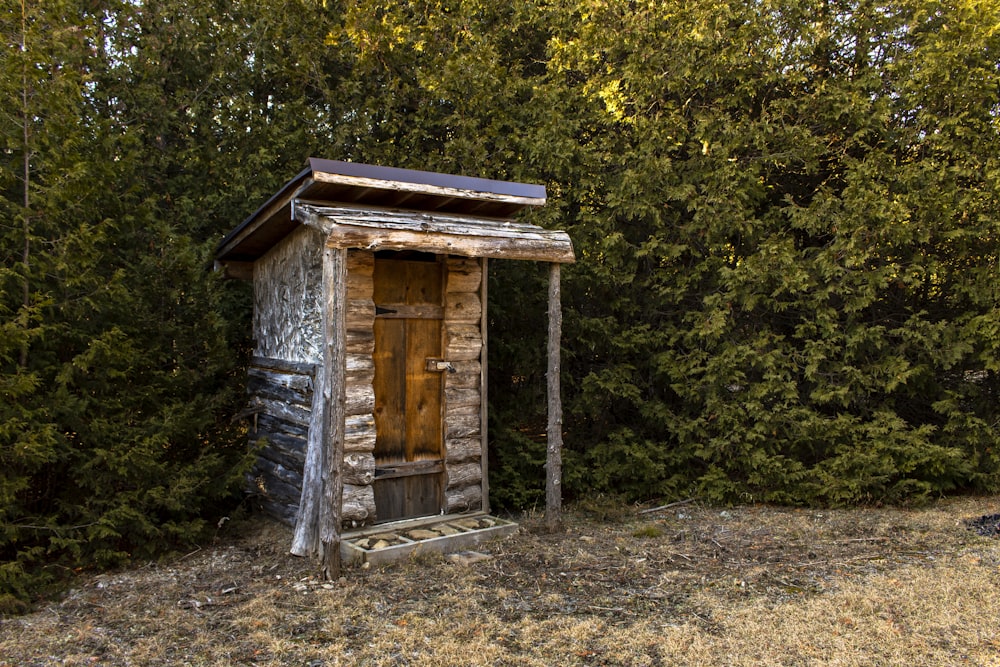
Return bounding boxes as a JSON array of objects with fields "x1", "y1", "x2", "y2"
[{"x1": 253, "y1": 226, "x2": 324, "y2": 364}]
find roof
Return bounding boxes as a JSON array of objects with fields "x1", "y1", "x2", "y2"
[{"x1": 215, "y1": 158, "x2": 566, "y2": 264}]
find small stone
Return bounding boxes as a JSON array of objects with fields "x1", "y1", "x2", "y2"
[
  {"x1": 454, "y1": 518, "x2": 481, "y2": 530},
  {"x1": 371, "y1": 540, "x2": 391, "y2": 550},
  {"x1": 446, "y1": 551, "x2": 492, "y2": 566},
  {"x1": 407, "y1": 529, "x2": 441, "y2": 541},
  {"x1": 434, "y1": 524, "x2": 461, "y2": 536}
]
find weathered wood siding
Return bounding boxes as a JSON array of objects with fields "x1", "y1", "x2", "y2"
[
  {"x1": 246, "y1": 358, "x2": 315, "y2": 526},
  {"x1": 253, "y1": 226, "x2": 324, "y2": 363},
  {"x1": 250, "y1": 243, "x2": 377, "y2": 528},
  {"x1": 443, "y1": 257, "x2": 484, "y2": 513}
]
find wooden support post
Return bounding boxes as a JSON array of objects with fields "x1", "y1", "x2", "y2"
[
  {"x1": 319, "y1": 245, "x2": 348, "y2": 579},
  {"x1": 480, "y1": 258, "x2": 490, "y2": 515},
  {"x1": 290, "y1": 362, "x2": 325, "y2": 557},
  {"x1": 545, "y1": 262, "x2": 563, "y2": 532}
]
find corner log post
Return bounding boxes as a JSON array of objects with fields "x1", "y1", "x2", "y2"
[
  {"x1": 319, "y1": 244, "x2": 348, "y2": 579},
  {"x1": 545, "y1": 262, "x2": 563, "y2": 532}
]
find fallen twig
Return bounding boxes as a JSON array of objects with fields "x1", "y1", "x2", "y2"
[{"x1": 639, "y1": 498, "x2": 696, "y2": 515}]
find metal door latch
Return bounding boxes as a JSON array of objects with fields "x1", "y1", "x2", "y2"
[{"x1": 426, "y1": 358, "x2": 456, "y2": 373}]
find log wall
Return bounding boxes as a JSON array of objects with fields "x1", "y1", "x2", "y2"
[
  {"x1": 443, "y1": 257, "x2": 484, "y2": 513},
  {"x1": 248, "y1": 247, "x2": 485, "y2": 527}
]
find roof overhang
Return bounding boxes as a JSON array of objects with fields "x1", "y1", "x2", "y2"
[
  {"x1": 295, "y1": 203, "x2": 575, "y2": 264},
  {"x1": 214, "y1": 158, "x2": 564, "y2": 266}
]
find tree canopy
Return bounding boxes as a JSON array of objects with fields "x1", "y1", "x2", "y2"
[{"x1": 2, "y1": 0, "x2": 999, "y2": 606}]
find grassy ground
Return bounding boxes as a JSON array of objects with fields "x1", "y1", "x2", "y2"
[{"x1": 2, "y1": 496, "x2": 999, "y2": 666}]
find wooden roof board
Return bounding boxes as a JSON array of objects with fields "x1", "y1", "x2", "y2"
[
  {"x1": 295, "y1": 203, "x2": 575, "y2": 264},
  {"x1": 215, "y1": 159, "x2": 556, "y2": 263}
]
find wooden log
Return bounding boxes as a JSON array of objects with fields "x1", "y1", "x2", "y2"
[
  {"x1": 346, "y1": 353, "x2": 374, "y2": 374},
  {"x1": 258, "y1": 397, "x2": 311, "y2": 429},
  {"x1": 346, "y1": 329, "x2": 375, "y2": 354},
  {"x1": 341, "y1": 483, "x2": 376, "y2": 526},
  {"x1": 445, "y1": 401, "x2": 480, "y2": 418},
  {"x1": 254, "y1": 413, "x2": 309, "y2": 439},
  {"x1": 346, "y1": 369, "x2": 374, "y2": 386},
  {"x1": 444, "y1": 360, "x2": 481, "y2": 389},
  {"x1": 347, "y1": 249, "x2": 374, "y2": 276},
  {"x1": 344, "y1": 428, "x2": 377, "y2": 454},
  {"x1": 250, "y1": 356, "x2": 317, "y2": 377},
  {"x1": 253, "y1": 432, "x2": 307, "y2": 469},
  {"x1": 254, "y1": 496, "x2": 299, "y2": 526},
  {"x1": 445, "y1": 386, "x2": 480, "y2": 411},
  {"x1": 445, "y1": 437, "x2": 481, "y2": 463},
  {"x1": 546, "y1": 262, "x2": 563, "y2": 532},
  {"x1": 247, "y1": 369, "x2": 313, "y2": 406},
  {"x1": 291, "y1": 345, "x2": 327, "y2": 557},
  {"x1": 252, "y1": 457, "x2": 304, "y2": 497},
  {"x1": 480, "y1": 258, "x2": 490, "y2": 514},
  {"x1": 345, "y1": 413, "x2": 376, "y2": 439},
  {"x1": 298, "y1": 205, "x2": 575, "y2": 264},
  {"x1": 319, "y1": 245, "x2": 349, "y2": 578},
  {"x1": 445, "y1": 413, "x2": 481, "y2": 439},
  {"x1": 444, "y1": 484, "x2": 483, "y2": 514},
  {"x1": 446, "y1": 258, "x2": 482, "y2": 293},
  {"x1": 345, "y1": 383, "x2": 375, "y2": 416},
  {"x1": 445, "y1": 323, "x2": 482, "y2": 361},
  {"x1": 347, "y1": 262, "x2": 373, "y2": 291},
  {"x1": 346, "y1": 301, "x2": 375, "y2": 331},
  {"x1": 445, "y1": 461, "x2": 482, "y2": 490},
  {"x1": 343, "y1": 452, "x2": 376, "y2": 486},
  {"x1": 445, "y1": 292, "x2": 481, "y2": 324}
]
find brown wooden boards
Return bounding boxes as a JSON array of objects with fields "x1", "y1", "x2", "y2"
[{"x1": 372, "y1": 254, "x2": 446, "y2": 521}]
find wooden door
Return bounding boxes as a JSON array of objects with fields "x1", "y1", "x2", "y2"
[{"x1": 372, "y1": 253, "x2": 445, "y2": 522}]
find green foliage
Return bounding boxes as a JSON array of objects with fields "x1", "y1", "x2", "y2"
[
  {"x1": 0, "y1": 0, "x2": 256, "y2": 606},
  {"x1": 3, "y1": 0, "x2": 1000, "y2": 606},
  {"x1": 314, "y1": 0, "x2": 1000, "y2": 508}
]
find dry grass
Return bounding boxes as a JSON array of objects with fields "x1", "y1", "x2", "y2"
[{"x1": 2, "y1": 496, "x2": 1000, "y2": 666}]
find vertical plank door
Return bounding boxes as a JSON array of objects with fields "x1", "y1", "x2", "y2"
[{"x1": 372, "y1": 254, "x2": 445, "y2": 522}]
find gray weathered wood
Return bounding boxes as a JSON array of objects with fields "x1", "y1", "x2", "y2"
[
  {"x1": 343, "y1": 452, "x2": 376, "y2": 486},
  {"x1": 444, "y1": 484, "x2": 483, "y2": 514},
  {"x1": 256, "y1": 397, "x2": 311, "y2": 428},
  {"x1": 445, "y1": 413, "x2": 481, "y2": 439},
  {"x1": 253, "y1": 226, "x2": 324, "y2": 364},
  {"x1": 319, "y1": 245, "x2": 348, "y2": 579},
  {"x1": 480, "y1": 258, "x2": 490, "y2": 514},
  {"x1": 297, "y1": 204, "x2": 575, "y2": 264},
  {"x1": 250, "y1": 356, "x2": 318, "y2": 376},
  {"x1": 291, "y1": 362, "x2": 326, "y2": 557},
  {"x1": 445, "y1": 324, "x2": 483, "y2": 361},
  {"x1": 308, "y1": 170, "x2": 546, "y2": 208},
  {"x1": 444, "y1": 437, "x2": 481, "y2": 463},
  {"x1": 546, "y1": 262, "x2": 563, "y2": 532},
  {"x1": 445, "y1": 462, "x2": 482, "y2": 490},
  {"x1": 341, "y1": 483, "x2": 376, "y2": 525}
]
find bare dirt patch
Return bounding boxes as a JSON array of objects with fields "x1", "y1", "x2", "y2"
[{"x1": 2, "y1": 496, "x2": 1000, "y2": 666}]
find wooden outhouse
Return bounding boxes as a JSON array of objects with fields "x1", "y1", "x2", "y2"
[{"x1": 215, "y1": 158, "x2": 574, "y2": 572}]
